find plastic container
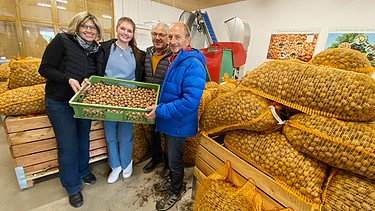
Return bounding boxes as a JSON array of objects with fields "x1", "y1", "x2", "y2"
[{"x1": 69, "y1": 75, "x2": 159, "y2": 124}]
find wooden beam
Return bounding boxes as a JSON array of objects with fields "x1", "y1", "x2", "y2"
[{"x1": 152, "y1": 0, "x2": 244, "y2": 11}]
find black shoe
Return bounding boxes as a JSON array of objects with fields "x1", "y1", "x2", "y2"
[
  {"x1": 143, "y1": 159, "x2": 161, "y2": 173},
  {"x1": 69, "y1": 191, "x2": 83, "y2": 208},
  {"x1": 82, "y1": 173, "x2": 96, "y2": 185},
  {"x1": 156, "y1": 190, "x2": 181, "y2": 211},
  {"x1": 160, "y1": 166, "x2": 170, "y2": 178}
]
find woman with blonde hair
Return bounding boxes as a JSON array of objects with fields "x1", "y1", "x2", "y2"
[{"x1": 39, "y1": 11, "x2": 103, "y2": 208}]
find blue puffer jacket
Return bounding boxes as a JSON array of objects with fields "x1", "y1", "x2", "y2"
[{"x1": 155, "y1": 48, "x2": 206, "y2": 137}]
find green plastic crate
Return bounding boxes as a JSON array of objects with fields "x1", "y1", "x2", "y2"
[{"x1": 69, "y1": 75, "x2": 160, "y2": 124}]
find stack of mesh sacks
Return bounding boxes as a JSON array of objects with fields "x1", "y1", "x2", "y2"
[
  {"x1": 199, "y1": 48, "x2": 375, "y2": 210},
  {"x1": 0, "y1": 57, "x2": 46, "y2": 116}
]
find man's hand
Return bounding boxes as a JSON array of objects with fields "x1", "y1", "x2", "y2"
[{"x1": 145, "y1": 105, "x2": 157, "y2": 119}]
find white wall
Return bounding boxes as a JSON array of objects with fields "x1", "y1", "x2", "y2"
[
  {"x1": 113, "y1": 0, "x2": 183, "y2": 50},
  {"x1": 115, "y1": 0, "x2": 375, "y2": 73},
  {"x1": 205, "y1": 0, "x2": 375, "y2": 73}
]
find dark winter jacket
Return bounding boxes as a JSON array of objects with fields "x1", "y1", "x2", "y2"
[
  {"x1": 155, "y1": 48, "x2": 206, "y2": 137},
  {"x1": 97, "y1": 39, "x2": 145, "y2": 82},
  {"x1": 39, "y1": 32, "x2": 101, "y2": 102},
  {"x1": 144, "y1": 46, "x2": 172, "y2": 85}
]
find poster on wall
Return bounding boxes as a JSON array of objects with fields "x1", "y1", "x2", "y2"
[
  {"x1": 325, "y1": 27, "x2": 375, "y2": 67},
  {"x1": 267, "y1": 28, "x2": 320, "y2": 62}
]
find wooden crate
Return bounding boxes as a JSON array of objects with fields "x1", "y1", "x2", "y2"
[
  {"x1": 3, "y1": 114, "x2": 107, "y2": 190},
  {"x1": 194, "y1": 134, "x2": 318, "y2": 211}
]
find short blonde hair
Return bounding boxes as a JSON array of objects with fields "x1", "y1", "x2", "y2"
[{"x1": 67, "y1": 11, "x2": 103, "y2": 41}]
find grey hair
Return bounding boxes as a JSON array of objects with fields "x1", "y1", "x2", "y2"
[{"x1": 151, "y1": 22, "x2": 169, "y2": 32}]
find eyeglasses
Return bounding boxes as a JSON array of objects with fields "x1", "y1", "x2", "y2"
[
  {"x1": 151, "y1": 32, "x2": 167, "y2": 38},
  {"x1": 80, "y1": 24, "x2": 97, "y2": 31}
]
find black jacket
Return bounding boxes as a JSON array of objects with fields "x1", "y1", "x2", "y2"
[
  {"x1": 97, "y1": 39, "x2": 145, "y2": 82},
  {"x1": 39, "y1": 32, "x2": 101, "y2": 101}
]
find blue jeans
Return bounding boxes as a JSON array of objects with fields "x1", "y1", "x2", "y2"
[
  {"x1": 45, "y1": 98, "x2": 91, "y2": 196},
  {"x1": 103, "y1": 121, "x2": 133, "y2": 169},
  {"x1": 163, "y1": 134, "x2": 185, "y2": 194}
]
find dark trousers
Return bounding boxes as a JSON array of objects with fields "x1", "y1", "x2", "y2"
[
  {"x1": 45, "y1": 98, "x2": 91, "y2": 195},
  {"x1": 149, "y1": 123, "x2": 163, "y2": 160},
  {"x1": 163, "y1": 134, "x2": 185, "y2": 194}
]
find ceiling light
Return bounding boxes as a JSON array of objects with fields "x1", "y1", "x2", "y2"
[
  {"x1": 37, "y1": 2, "x2": 66, "y2": 10},
  {"x1": 102, "y1": 15, "x2": 112, "y2": 19},
  {"x1": 37, "y1": 3, "x2": 51, "y2": 8},
  {"x1": 57, "y1": 5, "x2": 66, "y2": 10}
]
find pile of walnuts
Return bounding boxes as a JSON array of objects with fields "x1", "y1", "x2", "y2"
[{"x1": 82, "y1": 82, "x2": 157, "y2": 108}]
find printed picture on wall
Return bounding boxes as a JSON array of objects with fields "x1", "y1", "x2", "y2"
[
  {"x1": 325, "y1": 27, "x2": 375, "y2": 67},
  {"x1": 267, "y1": 28, "x2": 320, "y2": 62}
]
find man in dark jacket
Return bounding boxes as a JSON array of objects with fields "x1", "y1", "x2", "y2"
[
  {"x1": 145, "y1": 22, "x2": 206, "y2": 211},
  {"x1": 143, "y1": 22, "x2": 172, "y2": 177}
]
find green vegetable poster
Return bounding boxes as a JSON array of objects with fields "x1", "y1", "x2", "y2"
[{"x1": 325, "y1": 27, "x2": 375, "y2": 66}]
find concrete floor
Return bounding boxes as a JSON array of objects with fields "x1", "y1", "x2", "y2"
[{"x1": 0, "y1": 117, "x2": 195, "y2": 211}]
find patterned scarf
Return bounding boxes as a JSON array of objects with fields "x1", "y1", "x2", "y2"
[{"x1": 75, "y1": 33, "x2": 99, "y2": 54}]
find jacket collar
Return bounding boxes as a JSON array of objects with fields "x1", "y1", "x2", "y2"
[{"x1": 150, "y1": 44, "x2": 170, "y2": 56}]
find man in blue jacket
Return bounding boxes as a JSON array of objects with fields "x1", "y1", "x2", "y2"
[{"x1": 145, "y1": 21, "x2": 206, "y2": 211}]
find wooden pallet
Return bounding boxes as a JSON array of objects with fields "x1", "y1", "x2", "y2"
[
  {"x1": 194, "y1": 134, "x2": 318, "y2": 211},
  {"x1": 3, "y1": 115, "x2": 107, "y2": 189}
]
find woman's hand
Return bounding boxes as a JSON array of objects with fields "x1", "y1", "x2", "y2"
[
  {"x1": 68, "y1": 78, "x2": 81, "y2": 93},
  {"x1": 80, "y1": 78, "x2": 92, "y2": 94},
  {"x1": 68, "y1": 78, "x2": 91, "y2": 93},
  {"x1": 145, "y1": 105, "x2": 157, "y2": 119}
]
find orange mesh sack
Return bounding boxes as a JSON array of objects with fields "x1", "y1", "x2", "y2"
[
  {"x1": 212, "y1": 73, "x2": 238, "y2": 99},
  {"x1": 212, "y1": 82, "x2": 236, "y2": 99},
  {"x1": 183, "y1": 136, "x2": 200, "y2": 165},
  {"x1": 8, "y1": 58, "x2": 46, "y2": 89},
  {"x1": 309, "y1": 48, "x2": 375, "y2": 75},
  {"x1": 193, "y1": 161, "x2": 263, "y2": 211},
  {"x1": 240, "y1": 60, "x2": 375, "y2": 121},
  {"x1": 0, "y1": 80, "x2": 9, "y2": 94},
  {"x1": 198, "y1": 89, "x2": 213, "y2": 123},
  {"x1": 199, "y1": 87, "x2": 279, "y2": 135},
  {"x1": 204, "y1": 81, "x2": 219, "y2": 100},
  {"x1": 224, "y1": 130, "x2": 328, "y2": 205},
  {"x1": 321, "y1": 168, "x2": 375, "y2": 211},
  {"x1": 0, "y1": 62, "x2": 10, "y2": 80},
  {"x1": 0, "y1": 83, "x2": 45, "y2": 116},
  {"x1": 283, "y1": 113, "x2": 375, "y2": 180},
  {"x1": 132, "y1": 123, "x2": 150, "y2": 163},
  {"x1": 205, "y1": 81, "x2": 219, "y2": 89}
]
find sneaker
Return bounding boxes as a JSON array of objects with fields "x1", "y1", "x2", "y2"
[
  {"x1": 107, "y1": 166, "x2": 122, "y2": 184},
  {"x1": 123, "y1": 160, "x2": 133, "y2": 179},
  {"x1": 82, "y1": 173, "x2": 96, "y2": 185},
  {"x1": 154, "y1": 177, "x2": 170, "y2": 192},
  {"x1": 156, "y1": 190, "x2": 181, "y2": 211},
  {"x1": 69, "y1": 191, "x2": 83, "y2": 208},
  {"x1": 143, "y1": 158, "x2": 161, "y2": 173}
]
